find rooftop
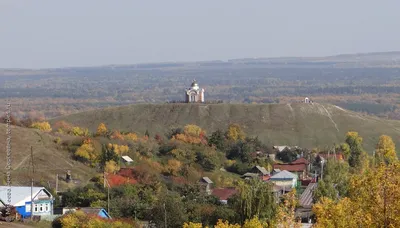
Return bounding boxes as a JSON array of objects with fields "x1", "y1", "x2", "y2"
[
  {"x1": 270, "y1": 170, "x2": 297, "y2": 180},
  {"x1": 0, "y1": 186, "x2": 52, "y2": 206},
  {"x1": 121, "y1": 155, "x2": 133, "y2": 163},
  {"x1": 211, "y1": 188, "x2": 237, "y2": 201},
  {"x1": 273, "y1": 163, "x2": 306, "y2": 172},
  {"x1": 201, "y1": 177, "x2": 213, "y2": 184}
]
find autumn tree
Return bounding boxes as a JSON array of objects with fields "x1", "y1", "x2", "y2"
[
  {"x1": 214, "y1": 219, "x2": 241, "y2": 228},
  {"x1": 125, "y1": 132, "x2": 138, "y2": 141},
  {"x1": 96, "y1": 123, "x2": 107, "y2": 136},
  {"x1": 376, "y1": 135, "x2": 398, "y2": 165},
  {"x1": 110, "y1": 130, "x2": 124, "y2": 140},
  {"x1": 345, "y1": 131, "x2": 364, "y2": 168},
  {"x1": 338, "y1": 143, "x2": 350, "y2": 160},
  {"x1": 53, "y1": 120, "x2": 73, "y2": 134},
  {"x1": 75, "y1": 141, "x2": 98, "y2": 165},
  {"x1": 349, "y1": 162, "x2": 400, "y2": 227},
  {"x1": 30, "y1": 121, "x2": 52, "y2": 132},
  {"x1": 313, "y1": 162, "x2": 400, "y2": 227},
  {"x1": 275, "y1": 189, "x2": 301, "y2": 228},
  {"x1": 105, "y1": 160, "x2": 120, "y2": 174},
  {"x1": 165, "y1": 159, "x2": 182, "y2": 176},
  {"x1": 242, "y1": 216, "x2": 269, "y2": 228},
  {"x1": 313, "y1": 197, "x2": 362, "y2": 228},
  {"x1": 226, "y1": 124, "x2": 246, "y2": 141},
  {"x1": 71, "y1": 126, "x2": 89, "y2": 137}
]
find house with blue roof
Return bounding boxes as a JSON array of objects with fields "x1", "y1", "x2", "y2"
[{"x1": 0, "y1": 186, "x2": 54, "y2": 218}]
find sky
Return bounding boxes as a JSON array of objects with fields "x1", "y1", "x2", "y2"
[{"x1": 1, "y1": 0, "x2": 400, "y2": 68}]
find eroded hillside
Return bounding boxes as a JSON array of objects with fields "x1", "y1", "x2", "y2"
[{"x1": 52, "y1": 103, "x2": 400, "y2": 152}]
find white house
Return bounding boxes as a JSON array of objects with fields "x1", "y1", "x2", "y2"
[
  {"x1": 269, "y1": 170, "x2": 298, "y2": 190},
  {"x1": 0, "y1": 186, "x2": 54, "y2": 218}
]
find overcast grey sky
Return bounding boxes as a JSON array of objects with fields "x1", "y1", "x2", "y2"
[{"x1": 1, "y1": 0, "x2": 399, "y2": 68}]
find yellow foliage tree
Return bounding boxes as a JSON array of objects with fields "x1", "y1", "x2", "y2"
[
  {"x1": 105, "y1": 160, "x2": 120, "y2": 174},
  {"x1": 184, "y1": 124, "x2": 204, "y2": 137},
  {"x1": 165, "y1": 159, "x2": 182, "y2": 176},
  {"x1": 214, "y1": 219, "x2": 241, "y2": 228},
  {"x1": 107, "y1": 143, "x2": 129, "y2": 155},
  {"x1": 125, "y1": 132, "x2": 138, "y2": 141},
  {"x1": 313, "y1": 197, "x2": 364, "y2": 228},
  {"x1": 243, "y1": 216, "x2": 268, "y2": 228},
  {"x1": 275, "y1": 190, "x2": 301, "y2": 228},
  {"x1": 314, "y1": 162, "x2": 400, "y2": 227},
  {"x1": 376, "y1": 135, "x2": 397, "y2": 164},
  {"x1": 59, "y1": 210, "x2": 132, "y2": 228},
  {"x1": 71, "y1": 126, "x2": 89, "y2": 137},
  {"x1": 226, "y1": 124, "x2": 245, "y2": 141},
  {"x1": 75, "y1": 142, "x2": 98, "y2": 164},
  {"x1": 183, "y1": 222, "x2": 203, "y2": 228},
  {"x1": 96, "y1": 122, "x2": 107, "y2": 136},
  {"x1": 30, "y1": 121, "x2": 52, "y2": 132}
]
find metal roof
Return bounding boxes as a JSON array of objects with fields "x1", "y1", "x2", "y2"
[
  {"x1": 201, "y1": 177, "x2": 213, "y2": 184},
  {"x1": 270, "y1": 170, "x2": 297, "y2": 180},
  {"x1": 121, "y1": 155, "x2": 133, "y2": 162},
  {"x1": 255, "y1": 165, "x2": 270, "y2": 175},
  {"x1": 0, "y1": 186, "x2": 53, "y2": 206}
]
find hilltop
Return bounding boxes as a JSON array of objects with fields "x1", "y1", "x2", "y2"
[
  {"x1": 0, "y1": 124, "x2": 96, "y2": 188},
  {"x1": 51, "y1": 103, "x2": 400, "y2": 152}
]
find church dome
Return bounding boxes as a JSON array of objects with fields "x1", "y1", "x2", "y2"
[
  {"x1": 191, "y1": 81, "x2": 198, "y2": 87},
  {"x1": 190, "y1": 80, "x2": 199, "y2": 90}
]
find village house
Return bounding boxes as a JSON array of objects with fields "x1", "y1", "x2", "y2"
[
  {"x1": 269, "y1": 170, "x2": 298, "y2": 192},
  {"x1": 273, "y1": 157, "x2": 310, "y2": 178},
  {"x1": 211, "y1": 188, "x2": 238, "y2": 204},
  {"x1": 199, "y1": 177, "x2": 213, "y2": 195},
  {"x1": 241, "y1": 165, "x2": 271, "y2": 181},
  {"x1": 0, "y1": 186, "x2": 54, "y2": 218}
]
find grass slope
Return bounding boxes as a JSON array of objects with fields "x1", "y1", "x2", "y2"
[
  {"x1": 52, "y1": 103, "x2": 400, "y2": 153},
  {"x1": 0, "y1": 124, "x2": 96, "y2": 189}
]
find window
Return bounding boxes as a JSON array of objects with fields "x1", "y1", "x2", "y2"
[
  {"x1": 39, "y1": 204, "x2": 43, "y2": 212},
  {"x1": 25, "y1": 204, "x2": 31, "y2": 213},
  {"x1": 45, "y1": 204, "x2": 49, "y2": 212},
  {"x1": 34, "y1": 204, "x2": 38, "y2": 212}
]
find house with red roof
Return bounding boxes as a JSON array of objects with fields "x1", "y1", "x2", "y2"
[
  {"x1": 273, "y1": 157, "x2": 310, "y2": 178},
  {"x1": 211, "y1": 188, "x2": 238, "y2": 204}
]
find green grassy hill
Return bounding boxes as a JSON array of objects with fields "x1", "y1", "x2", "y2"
[
  {"x1": 51, "y1": 103, "x2": 400, "y2": 153},
  {"x1": 0, "y1": 124, "x2": 96, "y2": 189}
]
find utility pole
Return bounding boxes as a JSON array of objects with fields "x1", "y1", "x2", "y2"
[
  {"x1": 6, "y1": 102, "x2": 12, "y2": 214},
  {"x1": 104, "y1": 171, "x2": 110, "y2": 214},
  {"x1": 30, "y1": 146, "x2": 35, "y2": 174},
  {"x1": 56, "y1": 174, "x2": 59, "y2": 193},
  {"x1": 321, "y1": 160, "x2": 324, "y2": 181},
  {"x1": 164, "y1": 202, "x2": 167, "y2": 228},
  {"x1": 31, "y1": 178, "x2": 33, "y2": 220}
]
